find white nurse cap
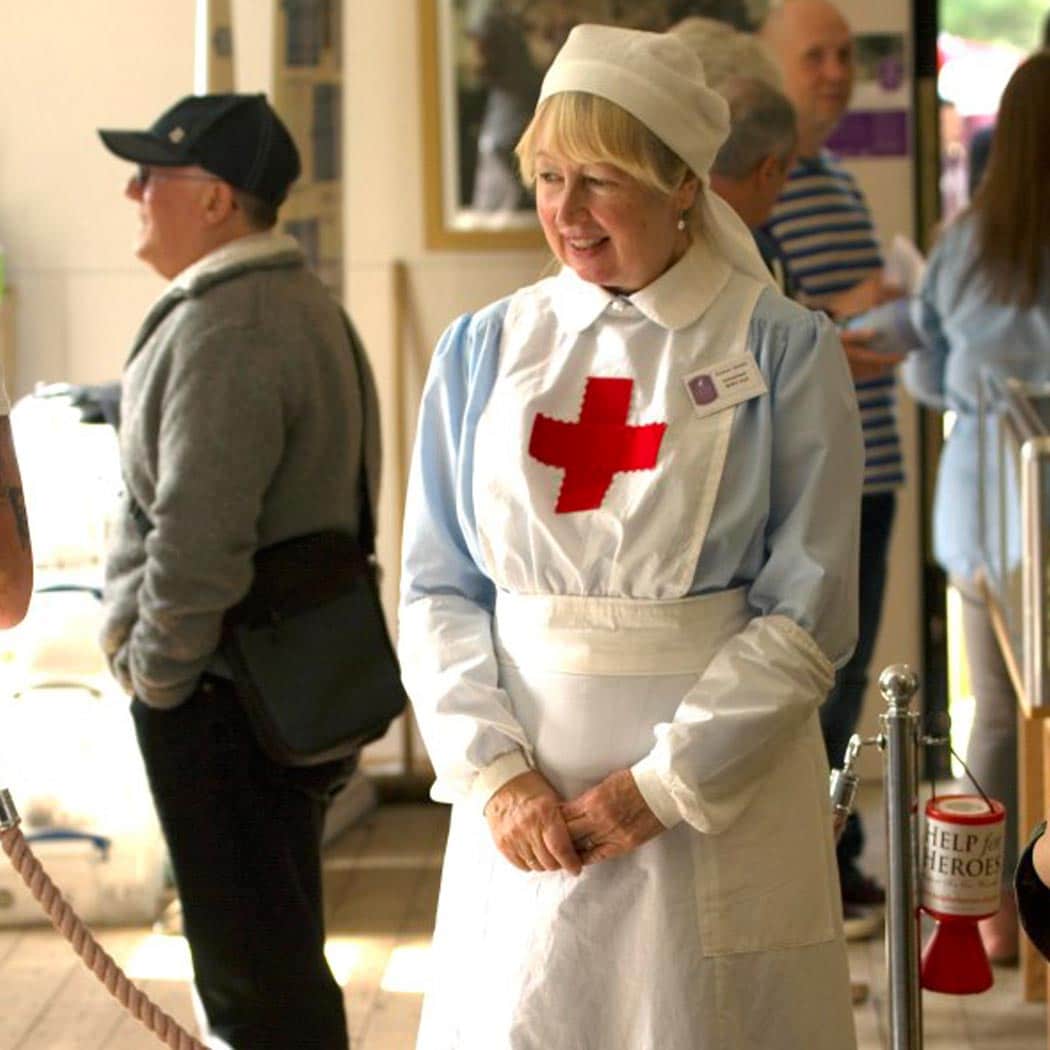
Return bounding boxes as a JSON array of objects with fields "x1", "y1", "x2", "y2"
[
  {"x1": 538, "y1": 24, "x2": 775, "y2": 288},
  {"x1": 539, "y1": 23, "x2": 730, "y2": 183}
]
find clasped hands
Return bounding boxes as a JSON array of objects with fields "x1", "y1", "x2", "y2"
[{"x1": 484, "y1": 768, "x2": 664, "y2": 876}]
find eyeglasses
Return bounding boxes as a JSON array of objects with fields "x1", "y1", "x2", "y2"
[{"x1": 129, "y1": 166, "x2": 222, "y2": 191}]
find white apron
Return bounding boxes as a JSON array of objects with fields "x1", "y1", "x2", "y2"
[{"x1": 416, "y1": 276, "x2": 855, "y2": 1050}]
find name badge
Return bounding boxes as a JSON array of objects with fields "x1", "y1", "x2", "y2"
[{"x1": 682, "y1": 354, "x2": 768, "y2": 419}]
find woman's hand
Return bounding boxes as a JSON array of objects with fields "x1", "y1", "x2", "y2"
[
  {"x1": 485, "y1": 770, "x2": 582, "y2": 876},
  {"x1": 840, "y1": 328, "x2": 906, "y2": 381},
  {"x1": 560, "y1": 769, "x2": 664, "y2": 866}
]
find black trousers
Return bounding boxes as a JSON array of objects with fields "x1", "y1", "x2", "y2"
[{"x1": 132, "y1": 676, "x2": 353, "y2": 1049}]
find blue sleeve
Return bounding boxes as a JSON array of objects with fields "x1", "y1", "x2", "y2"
[
  {"x1": 400, "y1": 311, "x2": 497, "y2": 611},
  {"x1": 398, "y1": 304, "x2": 536, "y2": 805},
  {"x1": 747, "y1": 302, "x2": 864, "y2": 668},
  {"x1": 902, "y1": 228, "x2": 954, "y2": 410},
  {"x1": 632, "y1": 297, "x2": 865, "y2": 832}
]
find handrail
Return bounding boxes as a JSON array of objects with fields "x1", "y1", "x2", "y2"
[
  {"x1": 978, "y1": 368, "x2": 1050, "y2": 712},
  {"x1": 991, "y1": 374, "x2": 1050, "y2": 442}
]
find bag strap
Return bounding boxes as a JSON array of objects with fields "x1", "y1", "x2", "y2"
[
  {"x1": 340, "y1": 312, "x2": 378, "y2": 561},
  {"x1": 126, "y1": 310, "x2": 377, "y2": 557}
]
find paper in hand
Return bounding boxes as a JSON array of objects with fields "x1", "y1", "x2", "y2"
[{"x1": 883, "y1": 234, "x2": 926, "y2": 295}]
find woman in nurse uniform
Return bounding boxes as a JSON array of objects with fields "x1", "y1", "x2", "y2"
[{"x1": 399, "y1": 24, "x2": 863, "y2": 1050}]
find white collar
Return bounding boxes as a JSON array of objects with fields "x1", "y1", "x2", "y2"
[
  {"x1": 550, "y1": 234, "x2": 733, "y2": 334},
  {"x1": 171, "y1": 232, "x2": 302, "y2": 292}
]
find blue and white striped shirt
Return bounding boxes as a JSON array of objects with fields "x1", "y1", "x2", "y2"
[{"x1": 761, "y1": 151, "x2": 904, "y2": 494}]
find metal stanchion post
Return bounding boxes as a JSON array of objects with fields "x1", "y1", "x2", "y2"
[{"x1": 879, "y1": 664, "x2": 923, "y2": 1050}]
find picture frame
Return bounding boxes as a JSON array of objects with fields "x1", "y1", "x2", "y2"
[
  {"x1": 418, "y1": 0, "x2": 770, "y2": 251},
  {"x1": 419, "y1": 0, "x2": 545, "y2": 251}
]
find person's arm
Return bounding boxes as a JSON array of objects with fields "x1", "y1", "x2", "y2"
[
  {"x1": 0, "y1": 409, "x2": 32, "y2": 627},
  {"x1": 1016, "y1": 822, "x2": 1050, "y2": 961},
  {"x1": 566, "y1": 308, "x2": 863, "y2": 857},
  {"x1": 1033, "y1": 826, "x2": 1050, "y2": 887},
  {"x1": 817, "y1": 272, "x2": 903, "y2": 322},
  {"x1": 116, "y1": 322, "x2": 286, "y2": 706},
  {"x1": 900, "y1": 230, "x2": 952, "y2": 411}
]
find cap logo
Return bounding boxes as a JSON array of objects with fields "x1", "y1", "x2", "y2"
[{"x1": 168, "y1": 127, "x2": 186, "y2": 143}]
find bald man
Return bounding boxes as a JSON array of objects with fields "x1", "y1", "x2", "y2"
[{"x1": 761, "y1": 0, "x2": 904, "y2": 938}]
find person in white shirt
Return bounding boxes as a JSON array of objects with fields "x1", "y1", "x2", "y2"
[{"x1": 400, "y1": 24, "x2": 862, "y2": 1050}]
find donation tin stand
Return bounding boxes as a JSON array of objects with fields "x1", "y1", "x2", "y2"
[{"x1": 832, "y1": 665, "x2": 1004, "y2": 1050}]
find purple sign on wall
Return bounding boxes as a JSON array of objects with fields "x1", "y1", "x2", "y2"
[{"x1": 826, "y1": 110, "x2": 910, "y2": 158}]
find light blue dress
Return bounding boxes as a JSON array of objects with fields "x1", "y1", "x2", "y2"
[
  {"x1": 904, "y1": 212, "x2": 1050, "y2": 580},
  {"x1": 399, "y1": 245, "x2": 864, "y2": 1049}
]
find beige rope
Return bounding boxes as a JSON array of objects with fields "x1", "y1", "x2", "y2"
[{"x1": 0, "y1": 824, "x2": 206, "y2": 1050}]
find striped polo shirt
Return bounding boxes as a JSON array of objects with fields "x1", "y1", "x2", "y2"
[{"x1": 761, "y1": 151, "x2": 904, "y2": 494}]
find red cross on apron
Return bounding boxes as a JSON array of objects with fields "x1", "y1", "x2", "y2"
[{"x1": 528, "y1": 377, "x2": 667, "y2": 514}]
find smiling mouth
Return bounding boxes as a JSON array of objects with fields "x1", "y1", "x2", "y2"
[{"x1": 565, "y1": 235, "x2": 607, "y2": 251}]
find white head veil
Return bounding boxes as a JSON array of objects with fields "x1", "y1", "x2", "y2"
[{"x1": 538, "y1": 24, "x2": 774, "y2": 288}]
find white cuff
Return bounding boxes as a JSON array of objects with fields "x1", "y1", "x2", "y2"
[
  {"x1": 630, "y1": 755, "x2": 683, "y2": 829},
  {"x1": 469, "y1": 749, "x2": 532, "y2": 812}
]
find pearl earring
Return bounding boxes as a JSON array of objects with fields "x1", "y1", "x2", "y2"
[{"x1": 677, "y1": 215, "x2": 687, "y2": 232}]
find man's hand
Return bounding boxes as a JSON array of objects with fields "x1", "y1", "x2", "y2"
[
  {"x1": 485, "y1": 770, "x2": 582, "y2": 875},
  {"x1": 560, "y1": 769, "x2": 664, "y2": 867},
  {"x1": 821, "y1": 273, "x2": 904, "y2": 321},
  {"x1": 840, "y1": 328, "x2": 905, "y2": 381}
]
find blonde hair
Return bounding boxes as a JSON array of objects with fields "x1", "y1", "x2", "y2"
[{"x1": 515, "y1": 92, "x2": 700, "y2": 230}]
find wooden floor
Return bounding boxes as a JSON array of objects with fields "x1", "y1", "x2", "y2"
[{"x1": 0, "y1": 792, "x2": 1046, "y2": 1049}]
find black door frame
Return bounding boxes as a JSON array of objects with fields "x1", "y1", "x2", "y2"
[{"x1": 912, "y1": 0, "x2": 952, "y2": 777}]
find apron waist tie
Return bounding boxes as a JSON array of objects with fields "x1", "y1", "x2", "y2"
[{"x1": 493, "y1": 587, "x2": 751, "y2": 676}]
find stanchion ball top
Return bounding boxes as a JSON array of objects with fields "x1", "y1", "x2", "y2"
[{"x1": 878, "y1": 664, "x2": 920, "y2": 708}]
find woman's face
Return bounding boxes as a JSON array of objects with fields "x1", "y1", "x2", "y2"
[{"x1": 534, "y1": 148, "x2": 696, "y2": 294}]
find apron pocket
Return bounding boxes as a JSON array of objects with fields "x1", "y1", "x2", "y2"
[{"x1": 692, "y1": 719, "x2": 839, "y2": 956}]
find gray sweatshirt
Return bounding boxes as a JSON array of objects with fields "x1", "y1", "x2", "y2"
[{"x1": 101, "y1": 234, "x2": 381, "y2": 707}]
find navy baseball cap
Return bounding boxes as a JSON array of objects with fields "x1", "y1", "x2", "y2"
[{"x1": 98, "y1": 93, "x2": 301, "y2": 207}]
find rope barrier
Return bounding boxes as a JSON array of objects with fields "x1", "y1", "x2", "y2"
[{"x1": 0, "y1": 819, "x2": 206, "y2": 1050}]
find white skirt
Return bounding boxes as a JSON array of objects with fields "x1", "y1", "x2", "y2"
[{"x1": 416, "y1": 591, "x2": 856, "y2": 1050}]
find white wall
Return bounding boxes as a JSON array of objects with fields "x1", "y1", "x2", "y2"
[
  {"x1": 0, "y1": 1, "x2": 274, "y2": 395},
  {"x1": 0, "y1": 3, "x2": 200, "y2": 392}
]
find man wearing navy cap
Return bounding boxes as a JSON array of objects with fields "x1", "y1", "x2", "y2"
[{"x1": 98, "y1": 93, "x2": 378, "y2": 1049}]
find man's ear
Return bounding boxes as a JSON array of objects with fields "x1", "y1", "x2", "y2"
[
  {"x1": 202, "y1": 180, "x2": 238, "y2": 226},
  {"x1": 755, "y1": 153, "x2": 783, "y2": 189}
]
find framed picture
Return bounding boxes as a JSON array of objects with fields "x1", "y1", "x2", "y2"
[{"x1": 418, "y1": 0, "x2": 770, "y2": 251}]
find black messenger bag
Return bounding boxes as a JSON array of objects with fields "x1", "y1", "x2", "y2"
[
  {"x1": 219, "y1": 316, "x2": 407, "y2": 765},
  {"x1": 128, "y1": 313, "x2": 407, "y2": 766},
  {"x1": 220, "y1": 527, "x2": 407, "y2": 766}
]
